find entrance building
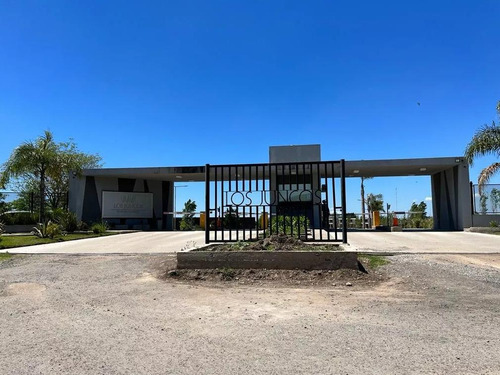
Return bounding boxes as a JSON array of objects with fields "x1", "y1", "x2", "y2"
[{"x1": 69, "y1": 145, "x2": 473, "y2": 242}]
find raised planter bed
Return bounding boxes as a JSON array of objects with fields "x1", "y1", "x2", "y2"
[{"x1": 177, "y1": 251, "x2": 359, "y2": 271}]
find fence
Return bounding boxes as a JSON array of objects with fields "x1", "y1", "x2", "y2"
[
  {"x1": 472, "y1": 184, "x2": 500, "y2": 214},
  {"x1": 333, "y1": 211, "x2": 433, "y2": 229},
  {"x1": 205, "y1": 160, "x2": 347, "y2": 243}
]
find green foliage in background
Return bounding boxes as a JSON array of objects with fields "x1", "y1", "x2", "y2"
[
  {"x1": 0, "y1": 130, "x2": 101, "y2": 222},
  {"x1": 270, "y1": 215, "x2": 310, "y2": 235},
  {"x1": 180, "y1": 199, "x2": 197, "y2": 231},
  {"x1": 464, "y1": 100, "x2": 500, "y2": 190}
]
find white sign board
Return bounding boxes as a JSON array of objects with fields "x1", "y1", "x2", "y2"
[{"x1": 102, "y1": 191, "x2": 153, "y2": 219}]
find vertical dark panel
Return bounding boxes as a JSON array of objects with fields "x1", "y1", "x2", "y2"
[
  {"x1": 162, "y1": 181, "x2": 171, "y2": 230},
  {"x1": 81, "y1": 176, "x2": 101, "y2": 223},
  {"x1": 144, "y1": 180, "x2": 156, "y2": 230},
  {"x1": 118, "y1": 178, "x2": 136, "y2": 192}
]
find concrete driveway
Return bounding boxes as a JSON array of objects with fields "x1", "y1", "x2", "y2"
[
  {"x1": 2, "y1": 231, "x2": 206, "y2": 254},
  {"x1": 347, "y1": 231, "x2": 500, "y2": 254},
  {"x1": 4, "y1": 230, "x2": 499, "y2": 255}
]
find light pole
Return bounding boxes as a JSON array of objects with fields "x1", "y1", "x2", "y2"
[{"x1": 173, "y1": 184, "x2": 188, "y2": 231}]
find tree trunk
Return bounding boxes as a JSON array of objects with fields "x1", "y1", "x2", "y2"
[{"x1": 39, "y1": 168, "x2": 45, "y2": 223}]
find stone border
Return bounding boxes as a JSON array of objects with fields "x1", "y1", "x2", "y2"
[
  {"x1": 177, "y1": 251, "x2": 359, "y2": 270},
  {"x1": 465, "y1": 227, "x2": 500, "y2": 234},
  {"x1": 3, "y1": 225, "x2": 35, "y2": 234}
]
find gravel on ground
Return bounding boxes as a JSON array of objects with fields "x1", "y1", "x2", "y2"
[{"x1": 1, "y1": 253, "x2": 500, "y2": 375}]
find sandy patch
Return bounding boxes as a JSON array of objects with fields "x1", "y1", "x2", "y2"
[{"x1": 4, "y1": 282, "x2": 46, "y2": 297}]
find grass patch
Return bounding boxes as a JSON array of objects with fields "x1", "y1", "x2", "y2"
[
  {"x1": 0, "y1": 232, "x2": 116, "y2": 249},
  {"x1": 218, "y1": 267, "x2": 236, "y2": 280},
  {"x1": 359, "y1": 255, "x2": 390, "y2": 269},
  {"x1": 0, "y1": 252, "x2": 13, "y2": 261}
]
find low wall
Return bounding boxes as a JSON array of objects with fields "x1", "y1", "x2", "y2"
[
  {"x1": 3, "y1": 225, "x2": 34, "y2": 233},
  {"x1": 471, "y1": 214, "x2": 500, "y2": 227},
  {"x1": 177, "y1": 251, "x2": 358, "y2": 270}
]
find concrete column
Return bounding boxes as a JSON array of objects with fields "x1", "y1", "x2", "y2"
[{"x1": 431, "y1": 161, "x2": 471, "y2": 230}]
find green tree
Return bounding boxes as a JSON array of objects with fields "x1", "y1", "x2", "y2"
[
  {"x1": 180, "y1": 199, "x2": 197, "y2": 231},
  {"x1": 365, "y1": 193, "x2": 384, "y2": 226},
  {"x1": 464, "y1": 100, "x2": 500, "y2": 191},
  {"x1": 408, "y1": 201, "x2": 429, "y2": 228},
  {"x1": 409, "y1": 201, "x2": 427, "y2": 219},
  {"x1": 0, "y1": 192, "x2": 10, "y2": 214},
  {"x1": 366, "y1": 193, "x2": 384, "y2": 212},
  {"x1": 490, "y1": 188, "x2": 500, "y2": 213},
  {"x1": 360, "y1": 177, "x2": 372, "y2": 228},
  {"x1": 0, "y1": 130, "x2": 101, "y2": 222}
]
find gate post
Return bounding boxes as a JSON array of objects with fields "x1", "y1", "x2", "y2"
[
  {"x1": 205, "y1": 164, "x2": 210, "y2": 244},
  {"x1": 340, "y1": 159, "x2": 348, "y2": 244}
]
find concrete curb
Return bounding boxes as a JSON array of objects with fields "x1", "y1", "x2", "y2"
[{"x1": 177, "y1": 251, "x2": 359, "y2": 270}]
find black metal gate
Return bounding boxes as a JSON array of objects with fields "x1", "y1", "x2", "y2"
[{"x1": 204, "y1": 160, "x2": 347, "y2": 244}]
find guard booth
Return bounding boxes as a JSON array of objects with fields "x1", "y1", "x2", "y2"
[{"x1": 204, "y1": 160, "x2": 347, "y2": 244}]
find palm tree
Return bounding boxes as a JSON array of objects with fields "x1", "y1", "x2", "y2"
[
  {"x1": 365, "y1": 193, "x2": 384, "y2": 227},
  {"x1": 360, "y1": 177, "x2": 373, "y2": 228},
  {"x1": 464, "y1": 101, "x2": 500, "y2": 192},
  {"x1": 0, "y1": 131, "x2": 58, "y2": 222}
]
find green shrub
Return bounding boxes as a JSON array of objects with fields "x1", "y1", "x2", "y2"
[
  {"x1": 218, "y1": 267, "x2": 236, "y2": 280},
  {"x1": 91, "y1": 221, "x2": 108, "y2": 234},
  {"x1": 180, "y1": 199, "x2": 197, "y2": 231},
  {"x1": 490, "y1": 220, "x2": 499, "y2": 228},
  {"x1": 0, "y1": 221, "x2": 4, "y2": 244},
  {"x1": 0, "y1": 212, "x2": 38, "y2": 225},
  {"x1": 32, "y1": 221, "x2": 63, "y2": 239},
  {"x1": 53, "y1": 210, "x2": 78, "y2": 232},
  {"x1": 270, "y1": 215, "x2": 310, "y2": 235},
  {"x1": 78, "y1": 221, "x2": 89, "y2": 231},
  {"x1": 223, "y1": 207, "x2": 239, "y2": 229}
]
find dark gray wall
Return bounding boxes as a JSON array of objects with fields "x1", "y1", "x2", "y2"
[
  {"x1": 69, "y1": 175, "x2": 172, "y2": 229},
  {"x1": 431, "y1": 162, "x2": 472, "y2": 230},
  {"x1": 269, "y1": 144, "x2": 321, "y2": 163}
]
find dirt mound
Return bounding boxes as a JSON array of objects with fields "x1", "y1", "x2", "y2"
[
  {"x1": 199, "y1": 234, "x2": 342, "y2": 252},
  {"x1": 163, "y1": 265, "x2": 387, "y2": 288}
]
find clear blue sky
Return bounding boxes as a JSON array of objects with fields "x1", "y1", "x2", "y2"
[{"x1": 1, "y1": 0, "x2": 499, "y2": 214}]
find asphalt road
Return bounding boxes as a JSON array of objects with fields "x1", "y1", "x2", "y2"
[{"x1": 1, "y1": 253, "x2": 500, "y2": 374}]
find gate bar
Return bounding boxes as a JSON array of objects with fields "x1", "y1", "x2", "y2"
[
  {"x1": 205, "y1": 164, "x2": 210, "y2": 244},
  {"x1": 340, "y1": 159, "x2": 348, "y2": 244}
]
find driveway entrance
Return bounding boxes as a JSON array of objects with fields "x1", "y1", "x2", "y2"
[
  {"x1": 1, "y1": 231, "x2": 205, "y2": 254},
  {"x1": 347, "y1": 231, "x2": 500, "y2": 254}
]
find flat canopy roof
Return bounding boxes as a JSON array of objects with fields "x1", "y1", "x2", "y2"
[{"x1": 81, "y1": 156, "x2": 466, "y2": 181}]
